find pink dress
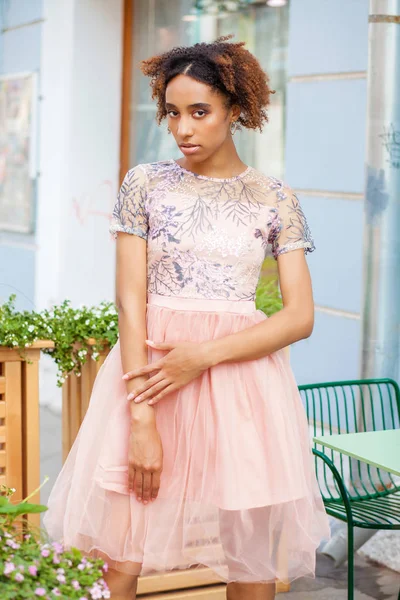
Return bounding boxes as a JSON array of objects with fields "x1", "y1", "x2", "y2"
[{"x1": 44, "y1": 160, "x2": 330, "y2": 584}]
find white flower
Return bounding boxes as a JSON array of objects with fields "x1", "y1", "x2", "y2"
[
  {"x1": 109, "y1": 321, "x2": 115, "y2": 328},
  {"x1": 28, "y1": 325, "x2": 35, "y2": 332},
  {"x1": 85, "y1": 320, "x2": 91, "y2": 326}
]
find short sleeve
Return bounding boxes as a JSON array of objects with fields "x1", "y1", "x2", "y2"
[
  {"x1": 271, "y1": 188, "x2": 315, "y2": 259},
  {"x1": 109, "y1": 165, "x2": 148, "y2": 240}
]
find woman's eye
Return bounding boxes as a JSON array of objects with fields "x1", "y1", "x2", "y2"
[
  {"x1": 167, "y1": 110, "x2": 178, "y2": 117},
  {"x1": 193, "y1": 110, "x2": 207, "y2": 118}
]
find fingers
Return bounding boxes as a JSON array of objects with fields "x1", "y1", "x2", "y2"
[
  {"x1": 146, "y1": 341, "x2": 175, "y2": 351},
  {"x1": 134, "y1": 471, "x2": 143, "y2": 502},
  {"x1": 128, "y1": 461, "x2": 135, "y2": 492},
  {"x1": 132, "y1": 379, "x2": 171, "y2": 404},
  {"x1": 142, "y1": 472, "x2": 152, "y2": 504},
  {"x1": 131, "y1": 470, "x2": 161, "y2": 503},
  {"x1": 122, "y1": 360, "x2": 162, "y2": 381},
  {"x1": 148, "y1": 384, "x2": 175, "y2": 406},
  {"x1": 151, "y1": 472, "x2": 161, "y2": 501},
  {"x1": 127, "y1": 372, "x2": 164, "y2": 401}
]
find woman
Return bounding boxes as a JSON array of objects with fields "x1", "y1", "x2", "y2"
[{"x1": 44, "y1": 37, "x2": 330, "y2": 600}]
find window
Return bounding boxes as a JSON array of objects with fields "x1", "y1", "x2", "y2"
[
  {"x1": 127, "y1": 0, "x2": 289, "y2": 180},
  {"x1": 0, "y1": 73, "x2": 36, "y2": 233}
]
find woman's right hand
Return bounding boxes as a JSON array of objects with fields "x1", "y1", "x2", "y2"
[{"x1": 128, "y1": 421, "x2": 163, "y2": 504}]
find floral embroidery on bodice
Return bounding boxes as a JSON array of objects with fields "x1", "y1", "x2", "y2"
[{"x1": 110, "y1": 160, "x2": 314, "y2": 301}]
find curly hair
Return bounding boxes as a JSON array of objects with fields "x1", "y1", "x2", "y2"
[{"x1": 140, "y1": 35, "x2": 274, "y2": 131}]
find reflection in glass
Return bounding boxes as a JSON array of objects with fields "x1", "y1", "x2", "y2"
[{"x1": 129, "y1": 0, "x2": 288, "y2": 180}]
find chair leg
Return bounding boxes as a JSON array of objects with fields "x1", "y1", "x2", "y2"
[{"x1": 347, "y1": 524, "x2": 354, "y2": 600}]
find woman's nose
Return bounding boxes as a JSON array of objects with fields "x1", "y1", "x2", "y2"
[{"x1": 177, "y1": 118, "x2": 194, "y2": 138}]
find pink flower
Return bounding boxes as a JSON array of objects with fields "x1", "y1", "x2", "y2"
[
  {"x1": 29, "y1": 565, "x2": 38, "y2": 576},
  {"x1": 4, "y1": 562, "x2": 15, "y2": 575},
  {"x1": 56, "y1": 574, "x2": 66, "y2": 584},
  {"x1": 35, "y1": 588, "x2": 46, "y2": 596},
  {"x1": 52, "y1": 555, "x2": 60, "y2": 564},
  {"x1": 78, "y1": 563, "x2": 85, "y2": 571},
  {"x1": 89, "y1": 583, "x2": 103, "y2": 599},
  {"x1": 72, "y1": 580, "x2": 81, "y2": 590},
  {"x1": 52, "y1": 542, "x2": 64, "y2": 553},
  {"x1": 15, "y1": 573, "x2": 24, "y2": 582},
  {"x1": 52, "y1": 589, "x2": 61, "y2": 597},
  {"x1": 102, "y1": 562, "x2": 108, "y2": 573},
  {"x1": 41, "y1": 548, "x2": 50, "y2": 557}
]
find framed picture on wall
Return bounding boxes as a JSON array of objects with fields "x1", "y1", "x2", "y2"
[{"x1": 0, "y1": 72, "x2": 37, "y2": 234}]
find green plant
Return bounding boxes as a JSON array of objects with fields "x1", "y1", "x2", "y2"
[
  {"x1": 255, "y1": 277, "x2": 283, "y2": 317},
  {"x1": 0, "y1": 295, "x2": 119, "y2": 387},
  {"x1": 0, "y1": 486, "x2": 109, "y2": 600}
]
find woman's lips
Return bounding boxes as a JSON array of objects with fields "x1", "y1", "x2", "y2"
[{"x1": 179, "y1": 145, "x2": 201, "y2": 155}]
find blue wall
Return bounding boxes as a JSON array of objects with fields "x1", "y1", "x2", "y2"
[
  {"x1": 0, "y1": 0, "x2": 42, "y2": 311},
  {"x1": 286, "y1": 0, "x2": 369, "y2": 384}
]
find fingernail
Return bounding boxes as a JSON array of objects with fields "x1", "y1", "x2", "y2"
[
  {"x1": 143, "y1": 501, "x2": 148, "y2": 505},
  {"x1": 138, "y1": 497, "x2": 141, "y2": 502},
  {"x1": 127, "y1": 394, "x2": 134, "y2": 401},
  {"x1": 134, "y1": 396, "x2": 141, "y2": 403},
  {"x1": 122, "y1": 375, "x2": 129, "y2": 380},
  {"x1": 146, "y1": 340, "x2": 155, "y2": 345},
  {"x1": 148, "y1": 400, "x2": 153, "y2": 405}
]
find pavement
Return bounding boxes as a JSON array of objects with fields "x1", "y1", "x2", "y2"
[{"x1": 39, "y1": 405, "x2": 400, "y2": 599}]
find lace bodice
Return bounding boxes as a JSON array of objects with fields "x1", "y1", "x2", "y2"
[{"x1": 110, "y1": 160, "x2": 315, "y2": 301}]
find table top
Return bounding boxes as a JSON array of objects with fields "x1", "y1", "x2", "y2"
[{"x1": 313, "y1": 429, "x2": 400, "y2": 477}]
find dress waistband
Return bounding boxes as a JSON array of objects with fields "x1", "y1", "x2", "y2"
[{"x1": 147, "y1": 293, "x2": 256, "y2": 314}]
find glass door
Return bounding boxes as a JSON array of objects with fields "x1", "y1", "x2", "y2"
[{"x1": 128, "y1": 0, "x2": 289, "y2": 181}]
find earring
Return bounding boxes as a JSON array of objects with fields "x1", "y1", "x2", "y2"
[
  {"x1": 167, "y1": 127, "x2": 171, "y2": 135},
  {"x1": 230, "y1": 121, "x2": 238, "y2": 136}
]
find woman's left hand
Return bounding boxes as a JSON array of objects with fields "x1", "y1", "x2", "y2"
[{"x1": 123, "y1": 340, "x2": 211, "y2": 405}]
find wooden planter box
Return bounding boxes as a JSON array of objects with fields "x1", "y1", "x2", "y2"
[
  {"x1": 62, "y1": 340, "x2": 290, "y2": 596},
  {"x1": 61, "y1": 338, "x2": 109, "y2": 462},
  {"x1": 0, "y1": 340, "x2": 54, "y2": 526}
]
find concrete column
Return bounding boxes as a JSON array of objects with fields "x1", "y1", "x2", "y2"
[
  {"x1": 35, "y1": 0, "x2": 123, "y2": 412},
  {"x1": 36, "y1": 0, "x2": 124, "y2": 311},
  {"x1": 360, "y1": 0, "x2": 400, "y2": 381}
]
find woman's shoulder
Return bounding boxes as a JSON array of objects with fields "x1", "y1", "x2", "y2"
[
  {"x1": 125, "y1": 160, "x2": 176, "y2": 181},
  {"x1": 246, "y1": 168, "x2": 294, "y2": 200}
]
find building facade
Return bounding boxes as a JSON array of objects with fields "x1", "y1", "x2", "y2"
[{"x1": 0, "y1": 0, "x2": 369, "y2": 400}]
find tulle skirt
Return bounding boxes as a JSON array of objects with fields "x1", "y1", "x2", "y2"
[{"x1": 44, "y1": 293, "x2": 330, "y2": 584}]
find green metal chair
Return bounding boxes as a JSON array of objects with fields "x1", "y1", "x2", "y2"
[{"x1": 299, "y1": 378, "x2": 400, "y2": 600}]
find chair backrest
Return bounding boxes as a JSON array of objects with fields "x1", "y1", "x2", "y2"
[{"x1": 299, "y1": 378, "x2": 400, "y2": 501}]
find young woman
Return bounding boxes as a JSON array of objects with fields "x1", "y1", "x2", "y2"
[{"x1": 44, "y1": 37, "x2": 330, "y2": 600}]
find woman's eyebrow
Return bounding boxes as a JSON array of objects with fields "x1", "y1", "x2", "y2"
[{"x1": 165, "y1": 102, "x2": 211, "y2": 109}]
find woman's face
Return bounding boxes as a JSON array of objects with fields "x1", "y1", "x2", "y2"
[{"x1": 165, "y1": 74, "x2": 238, "y2": 164}]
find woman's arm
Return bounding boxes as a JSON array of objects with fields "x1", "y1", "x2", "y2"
[
  {"x1": 116, "y1": 232, "x2": 163, "y2": 503},
  {"x1": 203, "y1": 248, "x2": 314, "y2": 365},
  {"x1": 116, "y1": 232, "x2": 154, "y2": 421},
  {"x1": 124, "y1": 249, "x2": 314, "y2": 406}
]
